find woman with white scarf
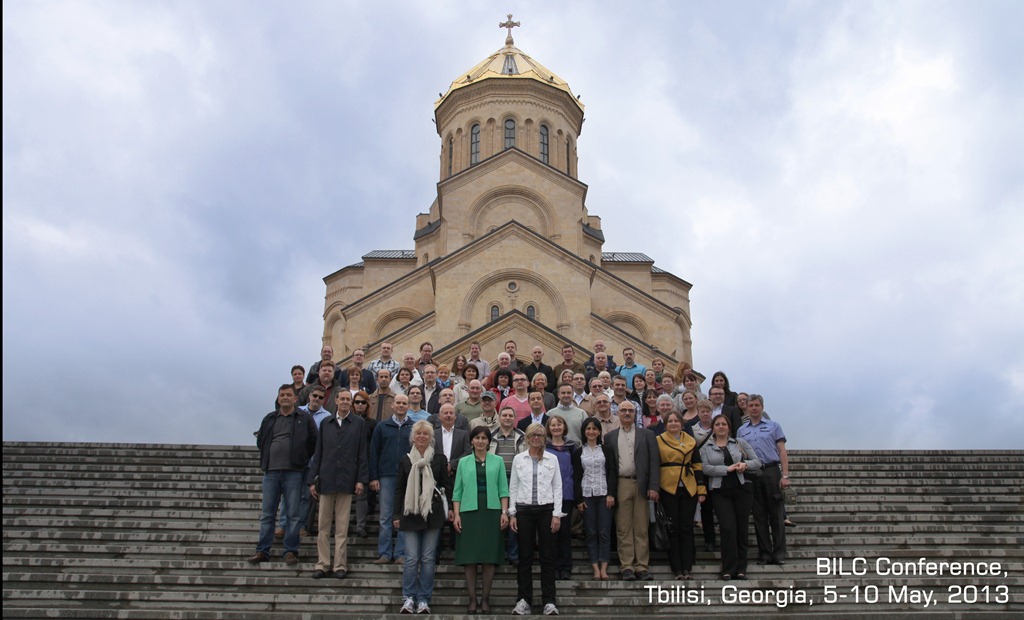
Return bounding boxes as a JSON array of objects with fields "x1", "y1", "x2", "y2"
[{"x1": 393, "y1": 420, "x2": 452, "y2": 614}]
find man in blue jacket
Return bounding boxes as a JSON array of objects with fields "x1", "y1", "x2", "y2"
[
  {"x1": 248, "y1": 384, "x2": 317, "y2": 565},
  {"x1": 369, "y1": 393, "x2": 413, "y2": 564}
]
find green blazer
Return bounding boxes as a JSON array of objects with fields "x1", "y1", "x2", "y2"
[{"x1": 452, "y1": 452, "x2": 510, "y2": 512}]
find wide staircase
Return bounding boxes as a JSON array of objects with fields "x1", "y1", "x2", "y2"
[{"x1": 3, "y1": 442, "x2": 1022, "y2": 618}]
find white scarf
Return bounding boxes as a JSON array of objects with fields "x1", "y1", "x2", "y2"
[{"x1": 403, "y1": 444, "x2": 436, "y2": 518}]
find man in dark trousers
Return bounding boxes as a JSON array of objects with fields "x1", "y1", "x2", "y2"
[{"x1": 737, "y1": 394, "x2": 791, "y2": 566}]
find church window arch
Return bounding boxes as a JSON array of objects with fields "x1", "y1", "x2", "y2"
[
  {"x1": 526, "y1": 304, "x2": 536, "y2": 320},
  {"x1": 566, "y1": 136, "x2": 572, "y2": 171},
  {"x1": 490, "y1": 305, "x2": 500, "y2": 322},
  {"x1": 504, "y1": 119, "x2": 516, "y2": 149},
  {"x1": 470, "y1": 124, "x2": 480, "y2": 165},
  {"x1": 539, "y1": 124, "x2": 549, "y2": 164}
]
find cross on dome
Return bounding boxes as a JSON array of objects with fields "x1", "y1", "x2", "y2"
[{"x1": 499, "y1": 13, "x2": 520, "y2": 46}]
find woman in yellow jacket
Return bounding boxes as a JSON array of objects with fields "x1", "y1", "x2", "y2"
[{"x1": 657, "y1": 410, "x2": 707, "y2": 580}]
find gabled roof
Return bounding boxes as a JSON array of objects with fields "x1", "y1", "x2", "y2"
[
  {"x1": 432, "y1": 309, "x2": 592, "y2": 362},
  {"x1": 602, "y1": 252, "x2": 653, "y2": 263},
  {"x1": 363, "y1": 250, "x2": 416, "y2": 260},
  {"x1": 333, "y1": 220, "x2": 685, "y2": 318}
]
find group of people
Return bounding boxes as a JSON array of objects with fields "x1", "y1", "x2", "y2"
[{"x1": 250, "y1": 339, "x2": 792, "y2": 615}]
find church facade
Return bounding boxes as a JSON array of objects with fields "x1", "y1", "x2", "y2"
[{"x1": 322, "y1": 27, "x2": 694, "y2": 369}]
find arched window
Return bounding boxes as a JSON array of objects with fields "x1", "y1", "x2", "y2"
[
  {"x1": 539, "y1": 125, "x2": 549, "y2": 164},
  {"x1": 566, "y1": 137, "x2": 571, "y2": 171},
  {"x1": 504, "y1": 119, "x2": 516, "y2": 149},
  {"x1": 447, "y1": 136, "x2": 454, "y2": 176},
  {"x1": 490, "y1": 305, "x2": 500, "y2": 322},
  {"x1": 470, "y1": 124, "x2": 480, "y2": 165},
  {"x1": 526, "y1": 305, "x2": 536, "y2": 320}
]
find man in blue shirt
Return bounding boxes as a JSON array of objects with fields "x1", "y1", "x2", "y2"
[
  {"x1": 615, "y1": 347, "x2": 646, "y2": 387},
  {"x1": 737, "y1": 394, "x2": 791, "y2": 565}
]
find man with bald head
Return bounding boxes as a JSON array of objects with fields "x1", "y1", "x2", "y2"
[
  {"x1": 585, "y1": 352, "x2": 612, "y2": 387},
  {"x1": 584, "y1": 340, "x2": 616, "y2": 374},
  {"x1": 456, "y1": 380, "x2": 485, "y2": 421},
  {"x1": 429, "y1": 388, "x2": 469, "y2": 430},
  {"x1": 522, "y1": 346, "x2": 555, "y2": 393}
]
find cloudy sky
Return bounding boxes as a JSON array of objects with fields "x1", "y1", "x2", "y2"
[{"x1": 4, "y1": 1, "x2": 1022, "y2": 450}]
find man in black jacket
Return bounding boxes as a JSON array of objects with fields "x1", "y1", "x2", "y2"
[
  {"x1": 249, "y1": 384, "x2": 318, "y2": 565},
  {"x1": 307, "y1": 391, "x2": 368, "y2": 579}
]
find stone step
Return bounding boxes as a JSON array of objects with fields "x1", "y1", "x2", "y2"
[
  {"x1": 4, "y1": 520, "x2": 1019, "y2": 541},
  {"x1": 4, "y1": 505, "x2": 1018, "y2": 525},
  {"x1": 7, "y1": 469, "x2": 1020, "y2": 493},
  {"x1": 4, "y1": 441, "x2": 1022, "y2": 617},
  {"x1": 6, "y1": 478, "x2": 1019, "y2": 502},
  {"x1": 2, "y1": 585, "x2": 1020, "y2": 618}
]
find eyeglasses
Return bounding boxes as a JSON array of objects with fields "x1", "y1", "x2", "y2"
[
  {"x1": 353, "y1": 400, "x2": 368, "y2": 405},
  {"x1": 310, "y1": 394, "x2": 324, "y2": 399}
]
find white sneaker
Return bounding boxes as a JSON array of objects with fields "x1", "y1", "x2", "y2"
[
  {"x1": 543, "y1": 603, "x2": 559, "y2": 615},
  {"x1": 512, "y1": 599, "x2": 531, "y2": 615},
  {"x1": 416, "y1": 601, "x2": 431, "y2": 614},
  {"x1": 400, "y1": 598, "x2": 415, "y2": 614}
]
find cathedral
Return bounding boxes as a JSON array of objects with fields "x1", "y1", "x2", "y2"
[{"x1": 321, "y1": 21, "x2": 694, "y2": 369}]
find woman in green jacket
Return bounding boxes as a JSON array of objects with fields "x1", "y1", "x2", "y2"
[{"x1": 452, "y1": 425, "x2": 510, "y2": 613}]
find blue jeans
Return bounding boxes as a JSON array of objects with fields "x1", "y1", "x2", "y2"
[
  {"x1": 506, "y1": 528, "x2": 519, "y2": 562},
  {"x1": 279, "y1": 466, "x2": 311, "y2": 530},
  {"x1": 582, "y1": 496, "x2": 612, "y2": 564},
  {"x1": 402, "y1": 527, "x2": 441, "y2": 604},
  {"x1": 258, "y1": 470, "x2": 303, "y2": 555},
  {"x1": 377, "y1": 476, "x2": 405, "y2": 560}
]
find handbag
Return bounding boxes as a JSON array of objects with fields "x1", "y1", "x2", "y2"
[
  {"x1": 435, "y1": 486, "x2": 449, "y2": 516},
  {"x1": 650, "y1": 500, "x2": 673, "y2": 552}
]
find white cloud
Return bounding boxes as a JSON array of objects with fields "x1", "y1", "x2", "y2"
[{"x1": 3, "y1": 1, "x2": 1022, "y2": 449}]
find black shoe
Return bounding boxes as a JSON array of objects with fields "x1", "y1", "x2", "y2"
[
  {"x1": 735, "y1": 573, "x2": 748, "y2": 580},
  {"x1": 356, "y1": 527, "x2": 368, "y2": 538},
  {"x1": 622, "y1": 569, "x2": 636, "y2": 581},
  {"x1": 774, "y1": 559, "x2": 786, "y2": 566},
  {"x1": 757, "y1": 559, "x2": 769, "y2": 565},
  {"x1": 312, "y1": 570, "x2": 327, "y2": 579},
  {"x1": 334, "y1": 569, "x2": 347, "y2": 579},
  {"x1": 246, "y1": 551, "x2": 270, "y2": 564},
  {"x1": 704, "y1": 542, "x2": 715, "y2": 552},
  {"x1": 637, "y1": 570, "x2": 652, "y2": 581}
]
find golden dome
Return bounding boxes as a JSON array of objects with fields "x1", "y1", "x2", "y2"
[{"x1": 434, "y1": 41, "x2": 583, "y2": 111}]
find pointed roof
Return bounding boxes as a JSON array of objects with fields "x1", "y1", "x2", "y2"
[{"x1": 434, "y1": 40, "x2": 583, "y2": 111}]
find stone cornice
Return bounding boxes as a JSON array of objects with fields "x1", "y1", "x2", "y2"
[
  {"x1": 435, "y1": 80, "x2": 584, "y2": 135},
  {"x1": 438, "y1": 147, "x2": 587, "y2": 200}
]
